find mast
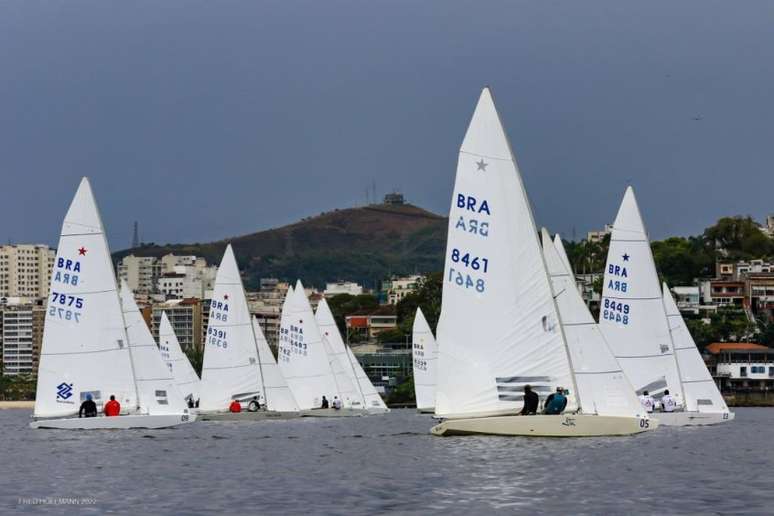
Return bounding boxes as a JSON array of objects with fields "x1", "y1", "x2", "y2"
[
  {"x1": 116, "y1": 284, "x2": 142, "y2": 414},
  {"x1": 343, "y1": 342, "x2": 367, "y2": 406}
]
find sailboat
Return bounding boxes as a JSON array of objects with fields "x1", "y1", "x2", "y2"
[
  {"x1": 31, "y1": 177, "x2": 193, "y2": 429},
  {"x1": 279, "y1": 281, "x2": 362, "y2": 416},
  {"x1": 430, "y1": 88, "x2": 653, "y2": 437},
  {"x1": 412, "y1": 307, "x2": 437, "y2": 413},
  {"x1": 315, "y1": 297, "x2": 390, "y2": 414},
  {"x1": 118, "y1": 282, "x2": 194, "y2": 421},
  {"x1": 661, "y1": 282, "x2": 734, "y2": 424},
  {"x1": 198, "y1": 245, "x2": 300, "y2": 420},
  {"x1": 158, "y1": 311, "x2": 201, "y2": 407},
  {"x1": 599, "y1": 187, "x2": 729, "y2": 426}
]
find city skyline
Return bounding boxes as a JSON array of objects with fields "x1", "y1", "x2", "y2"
[{"x1": 2, "y1": 1, "x2": 773, "y2": 249}]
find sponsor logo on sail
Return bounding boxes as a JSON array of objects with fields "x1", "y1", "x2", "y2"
[{"x1": 56, "y1": 382, "x2": 74, "y2": 400}]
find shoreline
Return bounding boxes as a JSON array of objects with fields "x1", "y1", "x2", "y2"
[{"x1": 0, "y1": 401, "x2": 34, "y2": 409}]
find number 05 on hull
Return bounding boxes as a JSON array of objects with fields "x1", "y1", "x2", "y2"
[{"x1": 431, "y1": 414, "x2": 657, "y2": 437}]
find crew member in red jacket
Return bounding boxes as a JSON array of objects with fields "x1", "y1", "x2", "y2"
[
  {"x1": 104, "y1": 395, "x2": 121, "y2": 416},
  {"x1": 229, "y1": 400, "x2": 241, "y2": 413}
]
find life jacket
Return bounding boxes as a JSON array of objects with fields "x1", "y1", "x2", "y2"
[
  {"x1": 544, "y1": 393, "x2": 567, "y2": 415},
  {"x1": 104, "y1": 400, "x2": 121, "y2": 417}
]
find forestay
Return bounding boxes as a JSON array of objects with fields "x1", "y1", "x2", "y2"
[
  {"x1": 412, "y1": 307, "x2": 437, "y2": 411},
  {"x1": 543, "y1": 230, "x2": 644, "y2": 418},
  {"x1": 251, "y1": 318, "x2": 299, "y2": 412},
  {"x1": 199, "y1": 245, "x2": 263, "y2": 412},
  {"x1": 34, "y1": 178, "x2": 138, "y2": 418},
  {"x1": 435, "y1": 88, "x2": 575, "y2": 419},
  {"x1": 315, "y1": 298, "x2": 362, "y2": 408},
  {"x1": 598, "y1": 187, "x2": 682, "y2": 400},
  {"x1": 662, "y1": 283, "x2": 728, "y2": 413},
  {"x1": 158, "y1": 311, "x2": 201, "y2": 405},
  {"x1": 278, "y1": 280, "x2": 339, "y2": 410},
  {"x1": 119, "y1": 282, "x2": 188, "y2": 415}
]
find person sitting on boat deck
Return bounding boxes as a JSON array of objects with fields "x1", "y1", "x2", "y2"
[
  {"x1": 247, "y1": 396, "x2": 261, "y2": 412},
  {"x1": 78, "y1": 393, "x2": 98, "y2": 418},
  {"x1": 332, "y1": 396, "x2": 342, "y2": 410},
  {"x1": 543, "y1": 387, "x2": 568, "y2": 415},
  {"x1": 661, "y1": 390, "x2": 677, "y2": 413},
  {"x1": 321, "y1": 396, "x2": 329, "y2": 409},
  {"x1": 187, "y1": 397, "x2": 195, "y2": 409},
  {"x1": 229, "y1": 399, "x2": 241, "y2": 413},
  {"x1": 639, "y1": 390, "x2": 655, "y2": 413},
  {"x1": 104, "y1": 395, "x2": 121, "y2": 417},
  {"x1": 519, "y1": 385, "x2": 539, "y2": 415}
]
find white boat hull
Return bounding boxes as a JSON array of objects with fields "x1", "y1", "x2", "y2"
[
  {"x1": 30, "y1": 413, "x2": 196, "y2": 430},
  {"x1": 431, "y1": 414, "x2": 657, "y2": 437},
  {"x1": 651, "y1": 410, "x2": 735, "y2": 427},
  {"x1": 300, "y1": 408, "x2": 365, "y2": 417},
  {"x1": 198, "y1": 410, "x2": 301, "y2": 421}
]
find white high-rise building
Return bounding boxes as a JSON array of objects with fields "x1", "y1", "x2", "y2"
[
  {"x1": 0, "y1": 244, "x2": 55, "y2": 299},
  {"x1": 0, "y1": 298, "x2": 46, "y2": 376},
  {"x1": 118, "y1": 255, "x2": 160, "y2": 293}
]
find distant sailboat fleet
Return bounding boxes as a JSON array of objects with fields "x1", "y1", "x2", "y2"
[{"x1": 31, "y1": 86, "x2": 732, "y2": 435}]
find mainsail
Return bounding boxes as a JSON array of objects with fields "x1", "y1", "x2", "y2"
[
  {"x1": 278, "y1": 280, "x2": 339, "y2": 410},
  {"x1": 199, "y1": 245, "x2": 262, "y2": 411},
  {"x1": 543, "y1": 230, "x2": 643, "y2": 417},
  {"x1": 34, "y1": 177, "x2": 138, "y2": 417},
  {"x1": 412, "y1": 307, "x2": 437, "y2": 411},
  {"x1": 662, "y1": 283, "x2": 728, "y2": 413},
  {"x1": 434, "y1": 88, "x2": 575, "y2": 419},
  {"x1": 119, "y1": 282, "x2": 188, "y2": 415},
  {"x1": 251, "y1": 317, "x2": 299, "y2": 412},
  {"x1": 315, "y1": 297, "x2": 364, "y2": 408},
  {"x1": 158, "y1": 311, "x2": 201, "y2": 405},
  {"x1": 598, "y1": 187, "x2": 682, "y2": 400}
]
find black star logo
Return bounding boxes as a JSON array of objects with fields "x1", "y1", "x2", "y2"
[{"x1": 622, "y1": 253, "x2": 630, "y2": 262}]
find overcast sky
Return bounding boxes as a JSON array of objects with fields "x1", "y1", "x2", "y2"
[{"x1": 2, "y1": 1, "x2": 773, "y2": 249}]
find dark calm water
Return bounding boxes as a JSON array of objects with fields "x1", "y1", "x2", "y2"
[{"x1": 2, "y1": 408, "x2": 772, "y2": 515}]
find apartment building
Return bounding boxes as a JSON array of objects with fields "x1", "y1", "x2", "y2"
[
  {"x1": 0, "y1": 298, "x2": 46, "y2": 376},
  {"x1": 0, "y1": 244, "x2": 55, "y2": 298}
]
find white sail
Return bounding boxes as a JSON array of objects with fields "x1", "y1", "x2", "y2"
[
  {"x1": 158, "y1": 311, "x2": 201, "y2": 405},
  {"x1": 543, "y1": 230, "x2": 644, "y2": 417},
  {"x1": 553, "y1": 234, "x2": 574, "y2": 280},
  {"x1": 662, "y1": 283, "x2": 728, "y2": 413},
  {"x1": 34, "y1": 178, "x2": 138, "y2": 417},
  {"x1": 278, "y1": 280, "x2": 339, "y2": 410},
  {"x1": 435, "y1": 88, "x2": 575, "y2": 419},
  {"x1": 199, "y1": 245, "x2": 262, "y2": 411},
  {"x1": 599, "y1": 187, "x2": 682, "y2": 400},
  {"x1": 315, "y1": 298, "x2": 364, "y2": 409},
  {"x1": 412, "y1": 307, "x2": 437, "y2": 412},
  {"x1": 345, "y1": 346, "x2": 389, "y2": 412},
  {"x1": 119, "y1": 283, "x2": 188, "y2": 415},
  {"x1": 251, "y1": 316, "x2": 300, "y2": 412}
]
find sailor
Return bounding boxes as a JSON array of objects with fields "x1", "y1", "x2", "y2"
[
  {"x1": 104, "y1": 395, "x2": 121, "y2": 417},
  {"x1": 332, "y1": 396, "x2": 342, "y2": 410},
  {"x1": 543, "y1": 387, "x2": 568, "y2": 415},
  {"x1": 661, "y1": 390, "x2": 677, "y2": 412},
  {"x1": 78, "y1": 393, "x2": 98, "y2": 418},
  {"x1": 247, "y1": 396, "x2": 261, "y2": 412},
  {"x1": 639, "y1": 390, "x2": 655, "y2": 413},
  {"x1": 321, "y1": 396, "x2": 329, "y2": 409},
  {"x1": 229, "y1": 399, "x2": 242, "y2": 413},
  {"x1": 519, "y1": 385, "x2": 539, "y2": 415},
  {"x1": 187, "y1": 396, "x2": 195, "y2": 409}
]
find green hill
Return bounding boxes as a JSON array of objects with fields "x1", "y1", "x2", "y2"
[{"x1": 114, "y1": 203, "x2": 447, "y2": 289}]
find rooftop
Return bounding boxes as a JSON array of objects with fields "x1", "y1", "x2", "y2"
[{"x1": 705, "y1": 342, "x2": 769, "y2": 354}]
